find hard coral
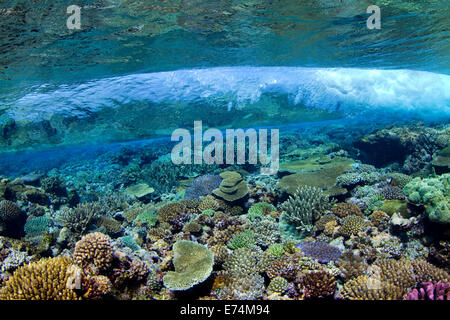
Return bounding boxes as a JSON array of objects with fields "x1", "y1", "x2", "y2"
[
  {"x1": 405, "y1": 282, "x2": 450, "y2": 300},
  {"x1": 212, "y1": 171, "x2": 249, "y2": 202},
  {"x1": 296, "y1": 241, "x2": 341, "y2": 263},
  {"x1": 0, "y1": 257, "x2": 79, "y2": 300},
  {"x1": 332, "y1": 202, "x2": 363, "y2": 218},
  {"x1": 340, "y1": 215, "x2": 366, "y2": 237},
  {"x1": 281, "y1": 186, "x2": 335, "y2": 234},
  {"x1": 297, "y1": 271, "x2": 336, "y2": 299},
  {"x1": 185, "y1": 174, "x2": 222, "y2": 200},
  {"x1": 73, "y1": 232, "x2": 113, "y2": 272},
  {"x1": 163, "y1": 240, "x2": 214, "y2": 291}
]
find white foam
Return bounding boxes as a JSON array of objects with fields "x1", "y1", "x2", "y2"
[{"x1": 5, "y1": 67, "x2": 450, "y2": 121}]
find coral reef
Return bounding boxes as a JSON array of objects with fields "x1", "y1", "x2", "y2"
[
  {"x1": 213, "y1": 171, "x2": 249, "y2": 202},
  {"x1": 0, "y1": 257, "x2": 79, "y2": 300},
  {"x1": 162, "y1": 240, "x2": 214, "y2": 291},
  {"x1": 281, "y1": 186, "x2": 335, "y2": 235}
]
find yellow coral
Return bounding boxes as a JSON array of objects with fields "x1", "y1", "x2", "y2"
[{"x1": 0, "y1": 257, "x2": 79, "y2": 300}]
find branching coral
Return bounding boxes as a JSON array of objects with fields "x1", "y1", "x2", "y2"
[
  {"x1": 405, "y1": 282, "x2": 450, "y2": 300},
  {"x1": 297, "y1": 271, "x2": 337, "y2": 299},
  {"x1": 340, "y1": 275, "x2": 404, "y2": 300},
  {"x1": 56, "y1": 202, "x2": 99, "y2": 235},
  {"x1": 281, "y1": 186, "x2": 335, "y2": 234},
  {"x1": 340, "y1": 215, "x2": 366, "y2": 237},
  {"x1": 0, "y1": 257, "x2": 79, "y2": 300},
  {"x1": 73, "y1": 232, "x2": 113, "y2": 272}
]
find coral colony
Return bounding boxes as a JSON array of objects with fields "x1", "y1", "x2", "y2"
[{"x1": 0, "y1": 1, "x2": 449, "y2": 302}]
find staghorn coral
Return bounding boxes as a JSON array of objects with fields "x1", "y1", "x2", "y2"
[
  {"x1": 163, "y1": 240, "x2": 214, "y2": 291},
  {"x1": 281, "y1": 186, "x2": 335, "y2": 234},
  {"x1": 73, "y1": 232, "x2": 113, "y2": 272},
  {"x1": 297, "y1": 270, "x2": 336, "y2": 299},
  {"x1": 0, "y1": 257, "x2": 79, "y2": 300},
  {"x1": 340, "y1": 215, "x2": 366, "y2": 237}
]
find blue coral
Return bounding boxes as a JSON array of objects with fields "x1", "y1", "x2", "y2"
[
  {"x1": 185, "y1": 174, "x2": 222, "y2": 200},
  {"x1": 295, "y1": 241, "x2": 341, "y2": 263}
]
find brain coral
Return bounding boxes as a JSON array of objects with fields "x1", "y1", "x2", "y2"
[
  {"x1": 163, "y1": 240, "x2": 214, "y2": 291},
  {"x1": 73, "y1": 232, "x2": 113, "y2": 271},
  {"x1": 0, "y1": 257, "x2": 79, "y2": 300},
  {"x1": 296, "y1": 241, "x2": 341, "y2": 263}
]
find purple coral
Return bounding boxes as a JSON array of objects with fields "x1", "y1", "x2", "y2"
[
  {"x1": 185, "y1": 174, "x2": 222, "y2": 200},
  {"x1": 405, "y1": 282, "x2": 450, "y2": 300},
  {"x1": 295, "y1": 241, "x2": 341, "y2": 263}
]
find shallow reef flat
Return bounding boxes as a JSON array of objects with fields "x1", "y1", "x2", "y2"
[{"x1": 0, "y1": 121, "x2": 448, "y2": 300}]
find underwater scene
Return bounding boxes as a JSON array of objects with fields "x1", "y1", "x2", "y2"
[{"x1": 0, "y1": 0, "x2": 449, "y2": 302}]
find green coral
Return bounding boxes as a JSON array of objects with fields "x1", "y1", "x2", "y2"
[
  {"x1": 119, "y1": 235, "x2": 141, "y2": 251},
  {"x1": 280, "y1": 186, "x2": 335, "y2": 236},
  {"x1": 247, "y1": 202, "x2": 276, "y2": 220},
  {"x1": 24, "y1": 216, "x2": 52, "y2": 237},
  {"x1": 266, "y1": 243, "x2": 285, "y2": 258},
  {"x1": 163, "y1": 240, "x2": 214, "y2": 291},
  {"x1": 227, "y1": 230, "x2": 255, "y2": 250},
  {"x1": 133, "y1": 211, "x2": 158, "y2": 228},
  {"x1": 403, "y1": 174, "x2": 449, "y2": 224}
]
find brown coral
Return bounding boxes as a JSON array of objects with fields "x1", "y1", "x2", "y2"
[
  {"x1": 0, "y1": 200, "x2": 22, "y2": 221},
  {"x1": 297, "y1": 270, "x2": 337, "y2": 299},
  {"x1": 0, "y1": 257, "x2": 79, "y2": 300},
  {"x1": 73, "y1": 232, "x2": 113, "y2": 272},
  {"x1": 340, "y1": 215, "x2": 366, "y2": 237},
  {"x1": 332, "y1": 202, "x2": 363, "y2": 218},
  {"x1": 340, "y1": 275, "x2": 404, "y2": 300}
]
